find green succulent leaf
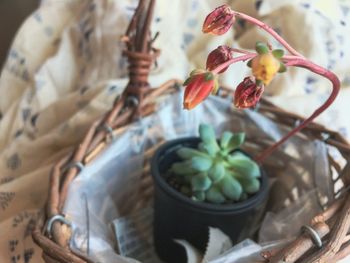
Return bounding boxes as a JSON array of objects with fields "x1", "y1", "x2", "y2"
[
  {"x1": 240, "y1": 178, "x2": 260, "y2": 194},
  {"x1": 191, "y1": 173, "x2": 211, "y2": 191},
  {"x1": 272, "y1": 49, "x2": 284, "y2": 58},
  {"x1": 198, "y1": 142, "x2": 207, "y2": 153},
  {"x1": 227, "y1": 153, "x2": 261, "y2": 178},
  {"x1": 171, "y1": 161, "x2": 196, "y2": 175},
  {"x1": 226, "y1": 133, "x2": 245, "y2": 152},
  {"x1": 177, "y1": 147, "x2": 209, "y2": 160},
  {"x1": 205, "y1": 187, "x2": 225, "y2": 204},
  {"x1": 208, "y1": 163, "x2": 225, "y2": 183},
  {"x1": 192, "y1": 191, "x2": 205, "y2": 201},
  {"x1": 199, "y1": 124, "x2": 216, "y2": 144},
  {"x1": 220, "y1": 176, "x2": 242, "y2": 201},
  {"x1": 255, "y1": 42, "x2": 269, "y2": 54},
  {"x1": 220, "y1": 131, "x2": 233, "y2": 149},
  {"x1": 278, "y1": 62, "x2": 287, "y2": 73},
  {"x1": 191, "y1": 156, "x2": 213, "y2": 172},
  {"x1": 201, "y1": 141, "x2": 220, "y2": 156}
]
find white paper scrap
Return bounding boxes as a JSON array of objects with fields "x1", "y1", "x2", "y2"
[
  {"x1": 111, "y1": 208, "x2": 162, "y2": 263},
  {"x1": 203, "y1": 227, "x2": 233, "y2": 262}
]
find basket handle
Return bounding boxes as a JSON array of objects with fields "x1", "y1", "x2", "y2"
[{"x1": 120, "y1": 0, "x2": 159, "y2": 117}]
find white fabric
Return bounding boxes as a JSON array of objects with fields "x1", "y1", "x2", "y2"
[{"x1": 0, "y1": 0, "x2": 349, "y2": 262}]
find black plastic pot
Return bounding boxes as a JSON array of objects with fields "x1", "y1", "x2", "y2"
[{"x1": 151, "y1": 137, "x2": 269, "y2": 263}]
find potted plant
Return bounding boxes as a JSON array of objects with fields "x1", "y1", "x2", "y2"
[
  {"x1": 151, "y1": 4, "x2": 340, "y2": 263},
  {"x1": 151, "y1": 124, "x2": 269, "y2": 262}
]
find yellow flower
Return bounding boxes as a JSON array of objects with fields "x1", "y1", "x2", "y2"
[{"x1": 251, "y1": 53, "x2": 281, "y2": 85}]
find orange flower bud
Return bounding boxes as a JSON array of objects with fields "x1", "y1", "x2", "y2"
[
  {"x1": 202, "y1": 5, "x2": 235, "y2": 35},
  {"x1": 234, "y1": 77, "x2": 264, "y2": 109},
  {"x1": 183, "y1": 71, "x2": 218, "y2": 110},
  {"x1": 206, "y1": 45, "x2": 233, "y2": 73}
]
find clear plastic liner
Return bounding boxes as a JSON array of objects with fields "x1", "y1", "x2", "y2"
[
  {"x1": 258, "y1": 190, "x2": 320, "y2": 243},
  {"x1": 63, "y1": 91, "x2": 331, "y2": 262}
]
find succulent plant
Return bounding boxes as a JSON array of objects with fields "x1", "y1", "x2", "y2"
[{"x1": 170, "y1": 124, "x2": 261, "y2": 204}]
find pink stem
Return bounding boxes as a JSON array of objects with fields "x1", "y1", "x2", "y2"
[
  {"x1": 234, "y1": 11, "x2": 304, "y2": 57},
  {"x1": 212, "y1": 53, "x2": 256, "y2": 74},
  {"x1": 205, "y1": 8, "x2": 340, "y2": 163},
  {"x1": 255, "y1": 56, "x2": 340, "y2": 163},
  {"x1": 229, "y1": 48, "x2": 255, "y2": 55}
]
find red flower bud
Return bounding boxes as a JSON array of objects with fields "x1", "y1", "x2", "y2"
[
  {"x1": 206, "y1": 45, "x2": 233, "y2": 73},
  {"x1": 234, "y1": 77, "x2": 264, "y2": 109},
  {"x1": 202, "y1": 5, "x2": 235, "y2": 35},
  {"x1": 183, "y1": 71, "x2": 218, "y2": 110}
]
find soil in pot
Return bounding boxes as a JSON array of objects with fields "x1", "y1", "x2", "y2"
[{"x1": 151, "y1": 137, "x2": 269, "y2": 263}]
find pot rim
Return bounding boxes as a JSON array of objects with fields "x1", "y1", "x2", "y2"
[{"x1": 151, "y1": 137, "x2": 269, "y2": 214}]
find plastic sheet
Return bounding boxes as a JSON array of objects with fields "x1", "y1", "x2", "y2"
[{"x1": 63, "y1": 91, "x2": 331, "y2": 262}]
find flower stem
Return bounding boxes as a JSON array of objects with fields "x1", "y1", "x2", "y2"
[
  {"x1": 231, "y1": 11, "x2": 340, "y2": 163},
  {"x1": 212, "y1": 53, "x2": 256, "y2": 74},
  {"x1": 206, "y1": 8, "x2": 340, "y2": 163},
  {"x1": 229, "y1": 48, "x2": 255, "y2": 55},
  {"x1": 255, "y1": 56, "x2": 340, "y2": 163},
  {"x1": 234, "y1": 12, "x2": 303, "y2": 57}
]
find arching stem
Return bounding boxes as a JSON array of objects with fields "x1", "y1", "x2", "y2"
[
  {"x1": 255, "y1": 56, "x2": 340, "y2": 163},
  {"x1": 212, "y1": 53, "x2": 256, "y2": 74},
  {"x1": 234, "y1": 11, "x2": 303, "y2": 57},
  {"x1": 229, "y1": 48, "x2": 255, "y2": 55},
  {"x1": 226, "y1": 11, "x2": 340, "y2": 163},
  {"x1": 206, "y1": 8, "x2": 340, "y2": 163}
]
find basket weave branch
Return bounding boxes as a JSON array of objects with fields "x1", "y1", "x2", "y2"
[{"x1": 32, "y1": 1, "x2": 350, "y2": 262}]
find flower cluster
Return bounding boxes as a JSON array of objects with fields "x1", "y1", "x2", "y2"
[
  {"x1": 181, "y1": 4, "x2": 340, "y2": 165},
  {"x1": 183, "y1": 4, "x2": 287, "y2": 110}
]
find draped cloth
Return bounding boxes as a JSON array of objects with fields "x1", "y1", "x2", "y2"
[{"x1": 0, "y1": 0, "x2": 349, "y2": 262}]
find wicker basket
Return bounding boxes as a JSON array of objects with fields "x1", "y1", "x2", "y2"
[{"x1": 32, "y1": 0, "x2": 350, "y2": 262}]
